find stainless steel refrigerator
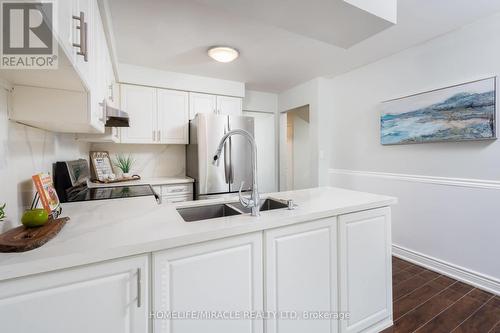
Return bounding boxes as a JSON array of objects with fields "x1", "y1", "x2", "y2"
[{"x1": 187, "y1": 113, "x2": 254, "y2": 199}]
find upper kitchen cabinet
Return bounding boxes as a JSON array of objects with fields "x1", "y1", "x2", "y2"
[
  {"x1": 157, "y1": 89, "x2": 189, "y2": 144},
  {"x1": 120, "y1": 84, "x2": 156, "y2": 144},
  {"x1": 5, "y1": 0, "x2": 116, "y2": 134},
  {"x1": 120, "y1": 84, "x2": 189, "y2": 144},
  {"x1": 217, "y1": 95, "x2": 243, "y2": 116},
  {"x1": 189, "y1": 92, "x2": 217, "y2": 119},
  {"x1": 189, "y1": 92, "x2": 242, "y2": 119}
]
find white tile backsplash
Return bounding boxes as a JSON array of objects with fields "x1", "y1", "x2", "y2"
[
  {"x1": 90, "y1": 143, "x2": 185, "y2": 178},
  {"x1": 0, "y1": 88, "x2": 89, "y2": 230}
]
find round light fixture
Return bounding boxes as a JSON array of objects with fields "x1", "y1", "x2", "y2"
[{"x1": 207, "y1": 46, "x2": 239, "y2": 63}]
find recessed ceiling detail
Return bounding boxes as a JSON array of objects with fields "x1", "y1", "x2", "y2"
[
  {"x1": 105, "y1": 0, "x2": 500, "y2": 92},
  {"x1": 193, "y1": 0, "x2": 396, "y2": 49}
]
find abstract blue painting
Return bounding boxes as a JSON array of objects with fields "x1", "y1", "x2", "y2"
[{"x1": 381, "y1": 78, "x2": 496, "y2": 145}]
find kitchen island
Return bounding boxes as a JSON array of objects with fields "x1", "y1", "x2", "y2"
[{"x1": 0, "y1": 187, "x2": 396, "y2": 333}]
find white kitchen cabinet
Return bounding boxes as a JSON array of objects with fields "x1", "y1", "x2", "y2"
[
  {"x1": 338, "y1": 208, "x2": 392, "y2": 333},
  {"x1": 189, "y1": 92, "x2": 242, "y2": 119},
  {"x1": 265, "y1": 218, "x2": 338, "y2": 333},
  {"x1": 120, "y1": 84, "x2": 189, "y2": 144},
  {"x1": 120, "y1": 84, "x2": 157, "y2": 143},
  {"x1": 52, "y1": 0, "x2": 75, "y2": 60},
  {"x1": 153, "y1": 233, "x2": 263, "y2": 333},
  {"x1": 0, "y1": 255, "x2": 149, "y2": 333},
  {"x1": 151, "y1": 183, "x2": 193, "y2": 204},
  {"x1": 72, "y1": 0, "x2": 94, "y2": 87},
  {"x1": 157, "y1": 89, "x2": 189, "y2": 144},
  {"x1": 217, "y1": 95, "x2": 243, "y2": 116},
  {"x1": 8, "y1": 0, "x2": 115, "y2": 134},
  {"x1": 189, "y1": 92, "x2": 217, "y2": 119}
]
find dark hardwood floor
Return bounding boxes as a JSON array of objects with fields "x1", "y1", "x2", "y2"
[{"x1": 382, "y1": 256, "x2": 500, "y2": 333}]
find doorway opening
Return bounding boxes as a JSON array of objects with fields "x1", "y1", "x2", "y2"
[{"x1": 280, "y1": 105, "x2": 311, "y2": 191}]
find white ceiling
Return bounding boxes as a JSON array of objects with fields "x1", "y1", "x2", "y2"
[{"x1": 106, "y1": 0, "x2": 500, "y2": 92}]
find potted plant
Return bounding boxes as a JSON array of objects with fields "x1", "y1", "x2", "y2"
[
  {"x1": 0, "y1": 203, "x2": 6, "y2": 222},
  {"x1": 114, "y1": 154, "x2": 135, "y2": 178}
]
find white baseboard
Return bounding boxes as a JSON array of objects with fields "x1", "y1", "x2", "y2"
[{"x1": 393, "y1": 245, "x2": 500, "y2": 295}]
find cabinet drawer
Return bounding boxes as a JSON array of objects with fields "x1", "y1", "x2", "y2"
[
  {"x1": 163, "y1": 194, "x2": 192, "y2": 204},
  {"x1": 161, "y1": 183, "x2": 193, "y2": 196}
]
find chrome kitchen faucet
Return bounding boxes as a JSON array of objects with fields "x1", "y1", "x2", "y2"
[{"x1": 213, "y1": 129, "x2": 260, "y2": 216}]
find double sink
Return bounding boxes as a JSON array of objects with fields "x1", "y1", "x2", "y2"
[{"x1": 177, "y1": 198, "x2": 289, "y2": 222}]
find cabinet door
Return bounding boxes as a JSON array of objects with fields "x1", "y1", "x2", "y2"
[
  {"x1": 265, "y1": 218, "x2": 338, "y2": 333},
  {"x1": 0, "y1": 255, "x2": 149, "y2": 333},
  {"x1": 217, "y1": 96, "x2": 242, "y2": 116},
  {"x1": 153, "y1": 233, "x2": 263, "y2": 333},
  {"x1": 88, "y1": 0, "x2": 107, "y2": 131},
  {"x1": 338, "y1": 208, "x2": 392, "y2": 333},
  {"x1": 120, "y1": 84, "x2": 157, "y2": 143},
  {"x1": 189, "y1": 92, "x2": 216, "y2": 119},
  {"x1": 73, "y1": 0, "x2": 94, "y2": 88},
  {"x1": 51, "y1": 0, "x2": 75, "y2": 60},
  {"x1": 157, "y1": 89, "x2": 189, "y2": 144}
]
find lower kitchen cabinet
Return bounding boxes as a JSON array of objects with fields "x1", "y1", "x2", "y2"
[
  {"x1": 152, "y1": 233, "x2": 263, "y2": 333},
  {"x1": 0, "y1": 206, "x2": 392, "y2": 333},
  {"x1": 265, "y1": 217, "x2": 339, "y2": 333},
  {"x1": 152, "y1": 183, "x2": 194, "y2": 204},
  {"x1": 0, "y1": 255, "x2": 149, "y2": 333},
  {"x1": 338, "y1": 207, "x2": 393, "y2": 333}
]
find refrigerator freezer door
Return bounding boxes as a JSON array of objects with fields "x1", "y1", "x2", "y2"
[
  {"x1": 194, "y1": 113, "x2": 230, "y2": 195},
  {"x1": 228, "y1": 116, "x2": 255, "y2": 192}
]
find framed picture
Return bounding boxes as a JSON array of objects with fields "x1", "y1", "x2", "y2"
[
  {"x1": 89, "y1": 151, "x2": 115, "y2": 181},
  {"x1": 381, "y1": 77, "x2": 496, "y2": 145}
]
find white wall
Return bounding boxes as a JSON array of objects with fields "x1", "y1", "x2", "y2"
[
  {"x1": 243, "y1": 90, "x2": 278, "y2": 113},
  {"x1": 0, "y1": 87, "x2": 89, "y2": 230},
  {"x1": 288, "y1": 106, "x2": 311, "y2": 190},
  {"x1": 243, "y1": 90, "x2": 279, "y2": 193},
  {"x1": 278, "y1": 78, "x2": 332, "y2": 188},
  {"x1": 89, "y1": 143, "x2": 186, "y2": 178},
  {"x1": 327, "y1": 12, "x2": 500, "y2": 282}
]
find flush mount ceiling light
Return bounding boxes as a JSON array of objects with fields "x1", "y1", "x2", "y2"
[{"x1": 207, "y1": 46, "x2": 239, "y2": 63}]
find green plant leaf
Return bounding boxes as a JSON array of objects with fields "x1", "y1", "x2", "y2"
[
  {"x1": 0, "y1": 203, "x2": 5, "y2": 221},
  {"x1": 113, "y1": 154, "x2": 135, "y2": 174}
]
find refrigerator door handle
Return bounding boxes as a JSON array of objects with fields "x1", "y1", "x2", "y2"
[
  {"x1": 229, "y1": 136, "x2": 234, "y2": 184},
  {"x1": 224, "y1": 127, "x2": 231, "y2": 184}
]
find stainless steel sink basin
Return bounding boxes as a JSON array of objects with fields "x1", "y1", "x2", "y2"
[
  {"x1": 260, "y1": 198, "x2": 289, "y2": 211},
  {"x1": 176, "y1": 198, "x2": 290, "y2": 222},
  {"x1": 177, "y1": 204, "x2": 241, "y2": 222},
  {"x1": 228, "y1": 198, "x2": 289, "y2": 214}
]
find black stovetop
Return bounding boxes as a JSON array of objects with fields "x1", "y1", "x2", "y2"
[{"x1": 65, "y1": 184, "x2": 155, "y2": 203}]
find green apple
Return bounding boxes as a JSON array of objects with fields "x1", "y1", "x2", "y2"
[{"x1": 21, "y1": 209, "x2": 49, "y2": 227}]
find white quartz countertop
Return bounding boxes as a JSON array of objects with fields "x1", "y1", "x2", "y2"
[
  {"x1": 87, "y1": 176, "x2": 194, "y2": 188},
  {"x1": 0, "y1": 187, "x2": 396, "y2": 281}
]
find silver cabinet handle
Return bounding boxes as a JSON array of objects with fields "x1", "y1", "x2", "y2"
[
  {"x1": 152, "y1": 130, "x2": 156, "y2": 142},
  {"x1": 137, "y1": 268, "x2": 142, "y2": 308},
  {"x1": 108, "y1": 84, "x2": 114, "y2": 102},
  {"x1": 98, "y1": 99, "x2": 106, "y2": 122},
  {"x1": 72, "y1": 12, "x2": 88, "y2": 62}
]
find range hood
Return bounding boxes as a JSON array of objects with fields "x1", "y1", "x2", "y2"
[{"x1": 102, "y1": 101, "x2": 130, "y2": 127}]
